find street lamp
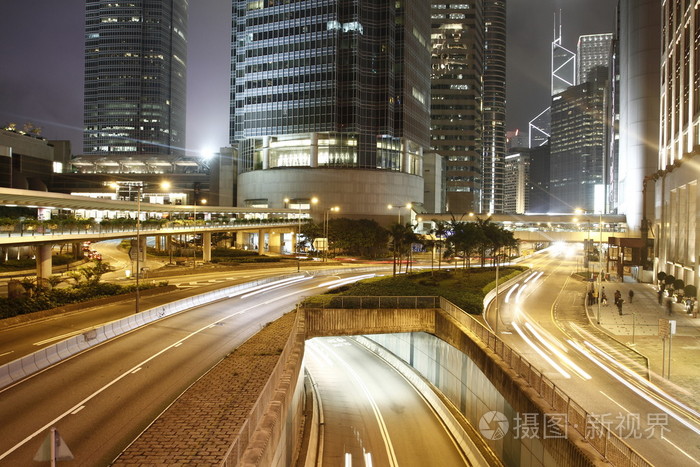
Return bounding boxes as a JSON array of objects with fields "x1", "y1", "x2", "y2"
[
  {"x1": 193, "y1": 198, "x2": 207, "y2": 269},
  {"x1": 323, "y1": 206, "x2": 339, "y2": 262},
  {"x1": 284, "y1": 197, "x2": 316, "y2": 272},
  {"x1": 388, "y1": 203, "x2": 412, "y2": 224},
  {"x1": 134, "y1": 180, "x2": 171, "y2": 314}
]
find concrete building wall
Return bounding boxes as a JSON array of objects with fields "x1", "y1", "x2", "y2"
[
  {"x1": 617, "y1": 0, "x2": 661, "y2": 233},
  {"x1": 237, "y1": 168, "x2": 424, "y2": 223}
]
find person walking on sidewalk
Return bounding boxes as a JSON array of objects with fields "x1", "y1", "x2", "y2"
[
  {"x1": 616, "y1": 298, "x2": 623, "y2": 315},
  {"x1": 614, "y1": 290, "x2": 621, "y2": 306},
  {"x1": 666, "y1": 296, "x2": 674, "y2": 315},
  {"x1": 628, "y1": 289, "x2": 634, "y2": 303}
]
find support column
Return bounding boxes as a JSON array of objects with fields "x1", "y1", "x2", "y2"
[
  {"x1": 202, "y1": 232, "x2": 212, "y2": 262},
  {"x1": 291, "y1": 232, "x2": 297, "y2": 254},
  {"x1": 36, "y1": 244, "x2": 52, "y2": 281},
  {"x1": 258, "y1": 229, "x2": 266, "y2": 255},
  {"x1": 73, "y1": 242, "x2": 82, "y2": 260},
  {"x1": 268, "y1": 231, "x2": 281, "y2": 254},
  {"x1": 310, "y1": 132, "x2": 319, "y2": 167}
]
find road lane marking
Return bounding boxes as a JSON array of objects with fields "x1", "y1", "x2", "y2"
[
  {"x1": 0, "y1": 351, "x2": 14, "y2": 358},
  {"x1": 70, "y1": 406, "x2": 85, "y2": 415},
  {"x1": 315, "y1": 339, "x2": 399, "y2": 467},
  {"x1": 662, "y1": 435, "x2": 700, "y2": 465},
  {"x1": 131, "y1": 368, "x2": 142, "y2": 374},
  {"x1": 0, "y1": 275, "x2": 339, "y2": 461},
  {"x1": 34, "y1": 330, "x2": 88, "y2": 346},
  {"x1": 599, "y1": 391, "x2": 631, "y2": 413}
]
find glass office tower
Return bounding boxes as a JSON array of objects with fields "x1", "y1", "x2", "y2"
[
  {"x1": 231, "y1": 0, "x2": 431, "y2": 218},
  {"x1": 430, "y1": 2, "x2": 484, "y2": 214},
  {"x1": 83, "y1": 0, "x2": 187, "y2": 157}
]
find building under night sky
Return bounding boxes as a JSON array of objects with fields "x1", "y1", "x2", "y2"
[{"x1": 230, "y1": 0, "x2": 431, "y2": 220}]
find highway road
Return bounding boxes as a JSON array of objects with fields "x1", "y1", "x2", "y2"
[
  {"x1": 485, "y1": 246, "x2": 700, "y2": 466},
  {"x1": 0, "y1": 271, "x2": 381, "y2": 466},
  {"x1": 305, "y1": 336, "x2": 471, "y2": 466}
]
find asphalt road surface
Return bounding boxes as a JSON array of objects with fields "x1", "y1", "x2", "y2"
[
  {"x1": 305, "y1": 336, "x2": 471, "y2": 466},
  {"x1": 486, "y1": 247, "x2": 700, "y2": 466},
  {"x1": 0, "y1": 272, "x2": 380, "y2": 466}
]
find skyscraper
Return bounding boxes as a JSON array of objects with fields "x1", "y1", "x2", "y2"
[
  {"x1": 550, "y1": 67, "x2": 608, "y2": 213},
  {"x1": 577, "y1": 33, "x2": 613, "y2": 85},
  {"x1": 230, "y1": 0, "x2": 430, "y2": 220},
  {"x1": 481, "y1": 0, "x2": 507, "y2": 214},
  {"x1": 551, "y1": 14, "x2": 576, "y2": 95},
  {"x1": 83, "y1": 1, "x2": 187, "y2": 158},
  {"x1": 430, "y1": 2, "x2": 484, "y2": 214}
]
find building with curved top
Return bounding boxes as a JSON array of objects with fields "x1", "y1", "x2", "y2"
[
  {"x1": 83, "y1": 0, "x2": 187, "y2": 158},
  {"x1": 231, "y1": 0, "x2": 431, "y2": 221}
]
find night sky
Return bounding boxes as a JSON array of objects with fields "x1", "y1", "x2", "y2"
[{"x1": 0, "y1": 0, "x2": 616, "y2": 155}]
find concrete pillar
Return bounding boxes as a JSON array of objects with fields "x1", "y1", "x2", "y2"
[
  {"x1": 267, "y1": 231, "x2": 281, "y2": 254},
  {"x1": 36, "y1": 244, "x2": 52, "y2": 281},
  {"x1": 139, "y1": 236, "x2": 147, "y2": 262},
  {"x1": 258, "y1": 229, "x2": 266, "y2": 255},
  {"x1": 310, "y1": 132, "x2": 319, "y2": 167},
  {"x1": 291, "y1": 232, "x2": 297, "y2": 254},
  {"x1": 203, "y1": 231, "x2": 212, "y2": 262},
  {"x1": 73, "y1": 242, "x2": 83, "y2": 260},
  {"x1": 262, "y1": 136, "x2": 270, "y2": 169}
]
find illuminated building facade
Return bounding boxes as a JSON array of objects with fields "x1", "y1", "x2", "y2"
[
  {"x1": 550, "y1": 67, "x2": 608, "y2": 213},
  {"x1": 481, "y1": 0, "x2": 507, "y2": 214},
  {"x1": 231, "y1": 0, "x2": 431, "y2": 220},
  {"x1": 83, "y1": 0, "x2": 188, "y2": 158},
  {"x1": 577, "y1": 33, "x2": 613, "y2": 85},
  {"x1": 430, "y1": 2, "x2": 483, "y2": 214}
]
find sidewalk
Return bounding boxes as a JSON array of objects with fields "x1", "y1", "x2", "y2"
[{"x1": 585, "y1": 278, "x2": 700, "y2": 409}]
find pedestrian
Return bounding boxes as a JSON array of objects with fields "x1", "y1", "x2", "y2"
[
  {"x1": 616, "y1": 298, "x2": 623, "y2": 316},
  {"x1": 628, "y1": 289, "x2": 634, "y2": 303},
  {"x1": 658, "y1": 289, "x2": 664, "y2": 305},
  {"x1": 587, "y1": 290, "x2": 594, "y2": 306},
  {"x1": 601, "y1": 292, "x2": 608, "y2": 306},
  {"x1": 614, "y1": 290, "x2": 621, "y2": 306},
  {"x1": 667, "y1": 297, "x2": 673, "y2": 315}
]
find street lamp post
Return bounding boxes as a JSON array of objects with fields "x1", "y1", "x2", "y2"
[
  {"x1": 323, "y1": 206, "x2": 339, "y2": 262},
  {"x1": 193, "y1": 198, "x2": 207, "y2": 269},
  {"x1": 597, "y1": 210, "x2": 603, "y2": 324},
  {"x1": 388, "y1": 203, "x2": 413, "y2": 224},
  {"x1": 133, "y1": 180, "x2": 171, "y2": 314}
]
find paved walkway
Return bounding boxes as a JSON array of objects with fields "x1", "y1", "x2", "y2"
[{"x1": 585, "y1": 278, "x2": 700, "y2": 410}]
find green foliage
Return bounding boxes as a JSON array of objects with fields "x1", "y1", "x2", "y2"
[
  {"x1": 303, "y1": 268, "x2": 525, "y2": 314},
  {"x1": 211, "y1": 248, "x2": 260, "y2": 258},
  {"x1": 0, "y1": 280, "x2": 166, "y2": 319}
]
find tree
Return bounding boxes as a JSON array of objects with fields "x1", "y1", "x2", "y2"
[
  {"x1": 78, "y1": 260, "x2": 112, "y2": 286},
  {"x1": 389, "y1": 223, "x2": 418, "y2": 276},
  {"x1": 430, "y1": 220, "x2": 450, "y2": 270}
]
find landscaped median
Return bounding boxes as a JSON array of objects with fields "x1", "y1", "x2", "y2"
[{"x1": 302, "y1": 267, "x2": 525, "y2": 314}]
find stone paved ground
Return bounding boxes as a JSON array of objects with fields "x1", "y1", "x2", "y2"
[{"x1": 113, "y1": 311, "x2": 296, "y2": 466}]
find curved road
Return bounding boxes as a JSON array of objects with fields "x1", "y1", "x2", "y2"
[
  {"x1": 486, "y1": 248, "x2": 700, "y2": 466},
  {"x1": 306, "y1": 337, "x2": 471, "y2": 466},
  {"x1": 0, "y1": 272, "x2": 380, "y2": 465}
]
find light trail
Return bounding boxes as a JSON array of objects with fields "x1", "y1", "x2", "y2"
[
  {"x1": 567, "y1": 340, "x2": 700, "y2": 436},
  {"x1": 523, "y1": 322, "x2": 591, "y2": 380},
  {"x1": 511, "y1": 321, "x2": 571, "y2": 379}
]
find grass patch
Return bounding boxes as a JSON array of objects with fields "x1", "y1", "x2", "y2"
[{"x1": 303, "y1": 267, "x2": 525, "y2": 314}]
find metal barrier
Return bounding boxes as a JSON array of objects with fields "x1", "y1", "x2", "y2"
[{"x1": 439, "y1": 297, "x2": 652, "y2": 467}]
